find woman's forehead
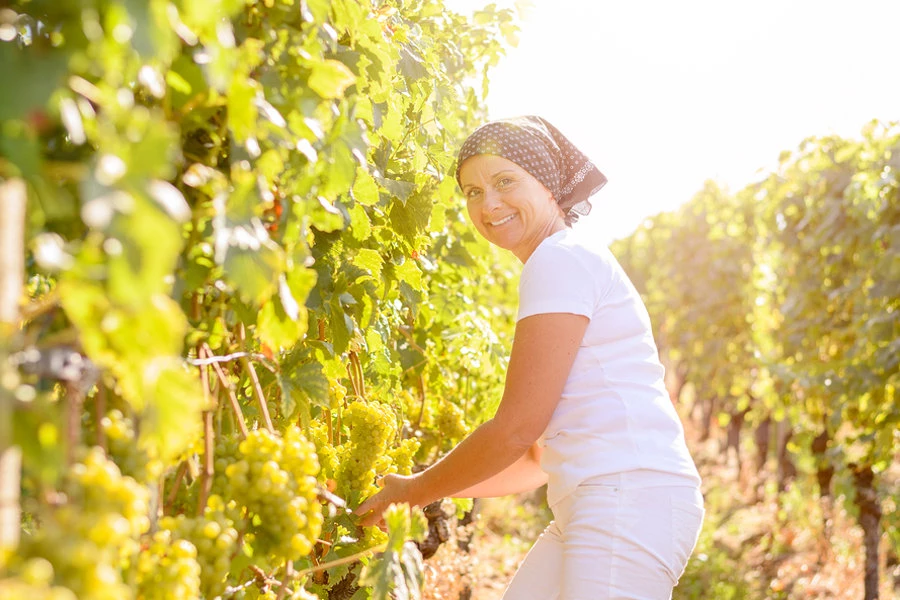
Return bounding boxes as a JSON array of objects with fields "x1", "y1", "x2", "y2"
[{"x1": 458, "y1": 154, "x2": 523, "y2": 183}]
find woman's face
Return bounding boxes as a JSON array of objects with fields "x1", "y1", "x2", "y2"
[{"x1": 458, "y1": 154, "x2": 566, "y2": 262}]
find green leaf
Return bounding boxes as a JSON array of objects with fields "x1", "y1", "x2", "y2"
[
  {"x1": 279, "y1": 360, "x2": 330, "y2": 425},
  {"x1": 398, "y1": 45, "x2": 427, "y2": 82},
  {"x1": 359, "y1": 505, "x2": 427, "y2": 599},
  {"x1": 0, "y1": 126, "x2": 42, "y2": 179},
  {"x1": 227, "y1": 78, "x2": 259, "y2": 142},
  {"x1": 329, "y1": 294, "x2": 354, "y2": 355},
  {"x1": 308, "y1": 59, "x2": 357, "y2": 99},
  {"x1": 394, "y1": 259, "x2": 423, "y2": 291},
  {"x1": 138, "y1": 360, "x2": 205, "y2": 463},
  {"x1": 257, "y1": 294, "x2": 304, "y2": 350},
  {"x1": 0, "y1": 43, "x2": 69, "y2": 123},
  {"x1": 349, "y1": 203, "x2": 372, "y2": 241},
  {"x1": 352, "y1": 168, "x2": 381, "y2": 206},
  {"x1": 389, "y1": 192, "x2": 431, "y2": 243},
  {"x1": 320, "y1": 142, "x2": 358, "y2": 200},
  {"x1": 223, "y1": 241, "x2": 283, "y2": 306},
  {"x1": 377, "y1": 177, "x2": 415, "y2": 204},
  {"x1": 352, "y1": 249, "x2": 384, "y2": 279}
]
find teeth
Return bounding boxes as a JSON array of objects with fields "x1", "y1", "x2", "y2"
[{"x1": 490, "y1": 214, "x2": 516, "y2": 227}]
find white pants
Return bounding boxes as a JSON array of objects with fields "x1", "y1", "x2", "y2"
[{"x1": 502, "y1": 471, "x2": 705, "y2": 600}]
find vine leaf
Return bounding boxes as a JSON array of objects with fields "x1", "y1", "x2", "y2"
[
  {"x1": 359, "y1": 504, "x2": 427, "y2": 600},
  {"x1": 308, "y1": 59, "x2": 357, "y2": 99},
  {"x1": 279, "y1": 361, "x2": 329, "y2": 426}
]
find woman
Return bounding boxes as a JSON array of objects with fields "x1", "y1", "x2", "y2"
[{"x1": 356, "y1": 116, "x2": 704, "y2": 600}]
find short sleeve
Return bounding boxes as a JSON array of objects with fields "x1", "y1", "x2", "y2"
[{"x1": 517, "y1": 240, "x2": 597, "y2": 321}]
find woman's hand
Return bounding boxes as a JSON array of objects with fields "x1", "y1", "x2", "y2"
[{"x1": 354, "y1": 473, "x2": 420, "y2": 528}]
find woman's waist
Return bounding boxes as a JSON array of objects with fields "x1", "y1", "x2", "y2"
[{"x1": 579, "y1": 468, "x2": 702, "y2": 490}]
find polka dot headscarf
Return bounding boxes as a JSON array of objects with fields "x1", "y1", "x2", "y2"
[{"x1": 455, "y1": 116, "x2": 607, "y2": 223}]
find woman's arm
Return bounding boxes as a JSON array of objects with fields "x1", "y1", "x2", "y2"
[
  {"x1": 356, "y1": 312, "x2": 588, "y2": 525},
  {"x1": 451, "y1": 442, "x2": 547, "y2": 498}
]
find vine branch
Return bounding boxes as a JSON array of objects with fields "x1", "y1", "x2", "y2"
[
  {"x1": 203, "y1": 343, "x2": 249, "y2": 439},
  {"x1": 238, "y1": 325, "x2": 274, "y2": 433}
]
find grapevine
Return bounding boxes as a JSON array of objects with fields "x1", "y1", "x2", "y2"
[{"x1": 2, "y1": 0, "x2": 519, "y2": 597}]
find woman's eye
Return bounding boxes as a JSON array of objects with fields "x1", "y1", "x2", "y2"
[
  {"x1": 466, "y1": 189, "x2": 482, "y2": 200},
  {"x1": 497, "y1": 177, "x2": 512, "y2": 188}
]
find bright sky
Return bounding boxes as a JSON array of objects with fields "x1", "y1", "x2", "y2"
[{"x1": 445, "y1": 0, "x2": 900, "y2": 242}]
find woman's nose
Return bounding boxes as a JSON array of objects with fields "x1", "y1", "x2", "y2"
[{"x1": 482, "y1": 188, "x2": 504, "y2": 211}]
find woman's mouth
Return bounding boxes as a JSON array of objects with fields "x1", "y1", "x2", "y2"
[{"x1": 489, "y1": 213, "x2": 517, "y2": 227}]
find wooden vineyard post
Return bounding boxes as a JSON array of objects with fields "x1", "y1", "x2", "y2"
[{"x1": 0, "y1": 177, "x2": 26, "y2": 549}]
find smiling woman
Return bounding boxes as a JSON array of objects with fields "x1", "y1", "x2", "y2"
[
  {"x1": 459, "y1": 155, "x2": 563, "y2": 262},
  {"x1": 356, "y1": 116, "x2": 705, "y2": 599}
]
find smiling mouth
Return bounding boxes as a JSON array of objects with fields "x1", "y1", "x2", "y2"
[{"x1": 488, "y1": 214, "x2": 517, "y2": 227}]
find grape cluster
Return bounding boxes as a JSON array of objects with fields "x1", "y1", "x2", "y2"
[
  {"x1": 388, "y1": 438, "x2": 421, "y2": 476},
  {"x1": 101, "y1": 409, "x2": 162, "y2": 483},
  {"x1": 0, "y1": 558, "x2": 77, "y2": 600},
  {"x1": 307, "y1": 421, "x2": 338, "y2": 482},
  {"x1": 160, "y1": 495, "x2": 239, "y2": 599},
  {"x1": 335, "y1": 401, "x2": 397, "y2": 505},
  {"x1": 13, "y1": 448, "x2": 149, "y2": 600},
  {"x1": 210, "y1": 433, "x2": 242, "y2": 508},
  {"x1": 223, "y1": 427, "x2": 323, "y2": 561},
  {"x1": 433, "y1": 401, "x2": 468, "y2": 443},
  {"x1": 133, "y1": 530, "x2": 201, "y2": 600}
]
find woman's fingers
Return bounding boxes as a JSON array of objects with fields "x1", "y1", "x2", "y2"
[
  {"x1": 354, "y1": 473, "x2": 416, "y2": 527},
  {"x1": 355, "y1": 493, "x2": 388, "y2": 527},
  {"x1": 354, "y1": 492, "x2": 382, "y2": 519}
]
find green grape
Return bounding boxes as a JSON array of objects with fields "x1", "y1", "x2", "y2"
[
  {"x1": 335, "y1": 401, "x2": 397, "y2": 506},
  {"x1": 100, "y1": 409, "x2": 162, "y2": 484},
  {"x1": 387, "y1": 438, "x2": 421, "y2": 475},
  {"x1": 359, "y1": 522, "x2": 389, "y2": 549},
  {"x1": 160, "y1": 494, "x2": 239, "y2": 599},
  {"x1": 0, "y1": 574, "x2": 78, "y2": 600},
  {"x1": 433, "y1": 401, "x2": 468, "y2": 442},
  {"x1": 307, "y1": 421, "x2": 337, "y2": 481},
  {"x1": 14, "y1": 448, "x2": 149, "y2": 600},
  {"x1": 223, "y1": 428, "x2": 323, "y2": 562},
  {"x1": 133, "y1": 530, "x2": 201, "y2": 600},
  {"x1": 211, "y1": 433, "x2": 242, "y2": 491}
]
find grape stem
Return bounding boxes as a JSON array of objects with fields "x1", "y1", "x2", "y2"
[
  {"x1": 18, "y1": 289, "x2": 59, "y2": 323},
  {"x1": 238, "y1": 324, "x2": 275, "y2": 433},
  {"x1": 198, "y1": 411, "x2": 214, "y2": 515},
  {"x1": 398, "y1": 325, "x2": 426, "y2": 355},
  {"x1": 197, "y1": 345, "x2": 215, "y2": 515},
  {"x1": 291, "y1": 542, "x2": 388, "y2": 579},
  {"x1": 222, "y1": 578, "x2": 264, "y2": 598},
  {"x1": 164, "y1": 460, "x2": 189, "y2": 512},
  {"x1": 275, "y1": 561, "x2": 293, "y2": 600},
  {"x1": 348, "y1": 351, "x2": 366, "y2": 398},
  {"x1": 415, "y1": 374, "x2": 426, "y2": 430},
  {"x1": 94, "y1": 384, "x2": 107, "y2": 451},
  {"x1": 203, "y1": 343, "x2": 249, "y2": 439}
]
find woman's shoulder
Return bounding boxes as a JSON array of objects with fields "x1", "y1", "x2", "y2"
[
  {"x1": 527, "y1": 227, "x2": 614, "y2": 269},
  {"x1": 520, "y1": 228, "x2": 620, "y2": 295}
]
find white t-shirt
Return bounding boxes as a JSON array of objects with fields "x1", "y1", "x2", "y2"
[{"x1": 518, "y1": 227, "x2": 701, "y2": 507}]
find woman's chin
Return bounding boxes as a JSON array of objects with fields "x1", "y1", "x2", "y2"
[{"x1": 485, "y1": 224, "x2": 524, "y2": 249}]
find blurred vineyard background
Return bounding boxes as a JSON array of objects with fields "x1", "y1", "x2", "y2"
[{"x1": 0, "y1": 0, "x2": 897, "y2": 599}]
